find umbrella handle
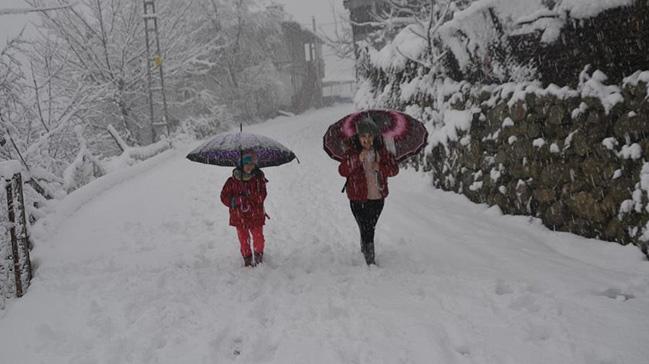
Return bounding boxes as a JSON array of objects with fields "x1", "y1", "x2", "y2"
[
  {"x1": 383, "y1": 135, "x2": 397, "y2": 155},
  {"x1": 240, "y1": 204, "x2": 250, "y2": 213}
]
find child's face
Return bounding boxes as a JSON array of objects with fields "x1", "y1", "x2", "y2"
[
  {"x1": 359, "y1": 133, "x2": 374, "y2": 150},
  {"x1": 243, "y1": 163, "x2": 255, "y2": 174}
]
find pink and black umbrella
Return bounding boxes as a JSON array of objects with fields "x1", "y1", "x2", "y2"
[{"x1": 323, "y1": 109, "x2": 428, "y2": 162}]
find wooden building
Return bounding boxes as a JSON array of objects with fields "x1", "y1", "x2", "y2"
[{"x1": 276, "y1": 21, "x2": 325, "y2": 112}]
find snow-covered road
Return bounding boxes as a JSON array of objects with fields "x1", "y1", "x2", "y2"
[{"x1": 1, "y1": 105, "x2": 648, "y2": 364}]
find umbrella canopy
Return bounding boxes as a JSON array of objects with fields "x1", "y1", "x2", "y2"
[
  {"x1": 187, "y1": 132, "x2": 296, "y2": 168},
  {"x1": 323, "y1": 109, "x2": 428, "y2": 162}
]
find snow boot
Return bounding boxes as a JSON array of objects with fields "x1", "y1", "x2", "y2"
[
  {"x1": 243, "y1": 255, "x2": 253, "y2": 267},
  {"x1": 363, "y1": 243, "x2": 375, "y2": 266},
  {"x1": 254, "y1": 252, "x2": 263, "y2": 265}
]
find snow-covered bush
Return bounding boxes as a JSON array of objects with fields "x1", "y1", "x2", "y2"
[
  {"x1": 178, "y1": 116, "x2": 227, "y2": 140},
  {"x1": 61, "y1": 127, "x2": 105, "y2": 193}
]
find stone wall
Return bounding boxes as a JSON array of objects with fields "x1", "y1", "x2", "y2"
[
  {"x1": 425, "y1": 73, "x2": 649, "y2": 256},
  {"x1": 509, "y1": 1, "x2": 649, "y2": 87}
]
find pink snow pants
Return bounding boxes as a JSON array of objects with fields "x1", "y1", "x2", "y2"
[{"x1": 236, "y1": 226, "x2": 265, "y2": 257}]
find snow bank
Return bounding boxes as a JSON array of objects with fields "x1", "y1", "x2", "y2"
[
  {"x1": 103, "y1": 139, "x2": 173, "y2": 173},
  {"x1": 32, "y1": 148, "x2": 177, "y2": 241},
  {"x1": 62, "y1": 127, "x2": 105, "y2": 193}
]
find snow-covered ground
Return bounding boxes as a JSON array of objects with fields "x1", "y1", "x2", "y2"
[{"x1": 1, "y1": 104, "x2": 648, "y2": 364}]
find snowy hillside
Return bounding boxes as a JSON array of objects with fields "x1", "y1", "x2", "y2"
[{"x1": 0, "y1": 105, "x2": 647, "y2": 364}]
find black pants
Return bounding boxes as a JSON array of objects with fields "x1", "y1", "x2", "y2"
[{"x1": 350, "y1": 199, "x2": 385, "y2": 265}]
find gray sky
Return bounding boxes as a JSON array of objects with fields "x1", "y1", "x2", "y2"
[
  {"x1": 0, "y1": 0, "x2": 36, "y2": 46},
  {"x1": 0, "y1": 0, "x2": 354, "y2": 80},
  {"x1": 272, "y1": 0, "x2": 344, "y2": 25}
]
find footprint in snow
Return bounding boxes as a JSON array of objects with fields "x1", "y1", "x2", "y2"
[
  {"x1": 455, "y1": 344, "x2": 471, "y2": 357},
  {"x1": 494, "y1": 279, "x2": 514, "y2": 296},
  {"x1": 596, "y1": 288, "x2": 635, "y2": 301},
  {"x1": 525, "y1": 323, "x2": 551, "y2": 342},
  {"x1": 508, "y1": 294, "x2": 542, "y2": 313},
  {"x1": 232, "y1": 337, "x2": 243, "y2": 356}
]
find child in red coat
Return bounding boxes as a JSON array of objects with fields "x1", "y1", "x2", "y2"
[{"x1": 220, "y1": 150, "x2": 268, "y2": 267}]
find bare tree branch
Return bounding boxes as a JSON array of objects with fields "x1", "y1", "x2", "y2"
[{"x1": 0, "y1": 2, "x2": 76, "y2": 16}]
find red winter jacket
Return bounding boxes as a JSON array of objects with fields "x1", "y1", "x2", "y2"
[
  {"x1": 338, "y1": 147, "x2": 399, "y2": 201},
  {"x1": 220, "y1": 169, "x2": 267, "y2": 228}
]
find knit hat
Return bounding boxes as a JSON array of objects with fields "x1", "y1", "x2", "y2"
[
  {"x1": 356, "y1": 116, "x2": 380, "y2": 136},
  {"x1": 241, "y1": 150, "x2": 257, "y2": 166}
]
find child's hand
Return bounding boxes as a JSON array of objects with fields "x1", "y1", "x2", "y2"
[
  {"x1": 231, "y1": 196, "x2": 251, "y2": 210},
  {"x1": 359, "y1": 150, "x2": 368, "y2": 162},
  {"x1": 231, "y1": 196, "x2": 245, "y2": 208}
]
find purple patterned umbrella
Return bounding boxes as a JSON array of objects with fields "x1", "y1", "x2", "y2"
[
  {"x1": 186, "y1": 132, "x2": 297, "y2": 168},
  {"x1": 323, "y1": 109, "x2": 428, "y2": 163}
]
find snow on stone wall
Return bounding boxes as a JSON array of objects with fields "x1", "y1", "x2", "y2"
[{"x1": 424, "y1": 71, "x2": 649, "y2": 257}]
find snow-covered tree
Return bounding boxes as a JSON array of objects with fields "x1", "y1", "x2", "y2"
[
  {"x1": 186, "y1": 0, "x2": 288, "y2": 121},
  {"x1": 25, "y1": 0, "x2": 215, "y2": 147},
  {"x1": 0, "y1": 0, "x2": 291, "y2": 200},
  {"x1": 319, "y1": 3, "x2": 356, "y2": 61},
  {"x1": 0, "y1": 35, "x2": 29, "y2": 165},
  {"x1": 366, "y1": 1, "x2": 476, "y2": 65}
]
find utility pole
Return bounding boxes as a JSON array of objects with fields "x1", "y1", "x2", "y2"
[
  {"x1": 312, "y1": 16, "x2": 323, "y2": 108},
  {"x1": 143, "y1": 0, "x2": 170, "y2": 142}
]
